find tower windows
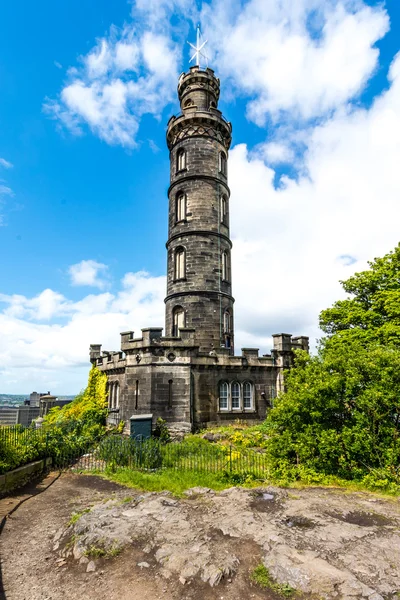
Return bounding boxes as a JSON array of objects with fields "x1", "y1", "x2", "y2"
[
  {"x1": 223, "y1": 310, "x2": 231, "y2": 333},
  {"x1": 177, "y1": 148, "x2": 186, "y2": 172},
  {"x1": 222, "y1": 251, "x2": 231, "y2": 282},
  {"x1": 219, "y1": 151, "x2": 227, "y2": 176},
  {"x1": 174, "y1": 247, "x2": 186, "y2": 280},
  {"x1": 218, "y1": 381, "x2": 254, "y2": 412},
  {"x1": 172, "y1": 306, "x2": 185, "y2": 336},
  {"x1": 176, "y1": 192, "x2": 186, "y2": 222},
  {"x1": 220, "y1": 195, "x2": 228, "y2": 224}
]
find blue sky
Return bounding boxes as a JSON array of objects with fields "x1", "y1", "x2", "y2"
[{"x1": 1, "y1": 0, "x2": 400, "y2": 393}]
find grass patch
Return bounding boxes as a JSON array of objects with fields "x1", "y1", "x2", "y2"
[
  {"x1": 251, "y1": 564, "x2": 295, "y2": 598},
  {"x1": 68, "y1": 508, "x2": 91, "y2": 526},
  {"x1": 97, "y1": 467, "x2": 232, "y2": 497},
  {"x1": 85, "y1": 543, "x2": 121, "y2": 559}
]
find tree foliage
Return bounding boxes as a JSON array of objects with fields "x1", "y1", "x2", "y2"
[
  {"x1": 266, "y1": 244, "x2": 400, "y2": 491},
  {"x1": 319, "y1": 244, "x2": 400, "y2": 346},
  {"x1": 44, "y1": 365, "x2": 108, "y2": 432}
]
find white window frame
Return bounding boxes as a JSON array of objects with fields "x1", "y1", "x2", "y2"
[
  {"x1": 231, "y1": 382, "x2": 241, "y2": 410},
  {"x1": 219, "y1": 382, "x2": 229, "y2": 411},
  {"x1": 243, "y1": 381, "x2": 253, "y2": 410},
  {"x1": 218, "y1": 382, "x2": 255, "y2": 412}
]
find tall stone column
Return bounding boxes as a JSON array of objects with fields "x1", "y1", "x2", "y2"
[{"x1": 165, "y1": 66, "x2": 235, "y2": 353}]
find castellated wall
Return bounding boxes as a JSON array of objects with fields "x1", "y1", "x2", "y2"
[{"x1": 90, "y1": 330, "x2": 308, "y2": 433}]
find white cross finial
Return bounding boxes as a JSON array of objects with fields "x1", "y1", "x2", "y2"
[{"x1": 188, "y1": 25, "x2": 208, "y2": 69}]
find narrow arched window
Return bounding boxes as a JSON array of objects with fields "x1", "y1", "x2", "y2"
[
  {"x1": 172, "y1": 306, "x2": 185, "y2": 336},
  {"x1": 222, "y1": 251, "x2": 230, "y2": 282},
  {"x1": 168, "y1": 380, "x2": 173, "y2": 408},
  {"x1": 219, "y1": 151, "x2": 227, "y2": 176},
  {"x1": 220, "y1": 195, "x2": 228, "y2": 224},
  {"x1": 219, "y1": 382, "x2": 228, "y2": 411},
  {"x1": 231, "y1": 382, "x2": 241, "y2": 410},
  {"x1": 115, "y1": 383, "x2": 120, "y2": 409},
  {"x1": 109, "y1": 383, "x2": 114, "y2": 409},
  {"x1": 177, "y1": 148, "x2": 186, "y2": 172},
  {"x1": 106, "y1": 382, "x2": 111, "y2": 410},
  {"x1": 223, "y1": 310, "x2": 231, "y2": 333},
  {"x1": 175, "y1": 247, "x2": 185, "y2": 280},
  {"x1": 243, "y1": 382, "x2": 253, "y2": 410},
  {"x1": 176, "y1": 192, "x2": 186, "y2": 222}
]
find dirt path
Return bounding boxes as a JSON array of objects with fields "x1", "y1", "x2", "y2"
[{"x1": 0, "y1": 473, "x2": 272, "y2": 600}]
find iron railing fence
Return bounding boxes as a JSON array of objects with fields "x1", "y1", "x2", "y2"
[
  {"x1": 1, "y1": 425, "x2": 270, "y2": 478},
  {"x1": 71, "y1": 436, "x2": 270, "y2": 479}
]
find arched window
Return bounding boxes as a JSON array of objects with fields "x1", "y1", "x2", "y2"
[
  {"x1": 231, "y1": 382, "x2": 241, "y2": 410},
  {"x1": 185, "y1": 98, "x2": 193, "y2": 108},
  {"x1": 106, "y1": 382, "x2": 111, "y2": 409},
  {"x1": 175, "y1": 247, "x2": 186, "y2": 280},
  {"x1": 219, "y1": 382, "x2": 228, "y2": 411},
  {"x1": 222, "y1": 251, "x2": 230, "y2": 282},
  {"x1": 114, "y1": 383, "x2": 120, "y2": 409},
  {"x1": 223, "y1": 310, "x2": 231, "y2": 333},
  {"x1": 243, "y1": 382, "x2": 253, "y2": 410},
  {"x1": 172, "y1": 306, "x2": 185, "y2": 336},
  {"x1": 176, "y1": 192, "x2": 186, "y2": 222},
  {"x1": 109, "y1": 383, "x2": 115, "y2": 409},
  {"x1": 219, "y1": 151, "x2": 227, "y2": 176},
  {"x1": 177, "y1": 148, "x2": 186, "y2": 172},
  {"x1": 220, "y1": 195, "x2": 228, "y2": 224}
]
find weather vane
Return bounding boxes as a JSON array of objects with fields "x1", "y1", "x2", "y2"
[{"x1": 188, "y1": 25, "x2": 208, "y2": 69}]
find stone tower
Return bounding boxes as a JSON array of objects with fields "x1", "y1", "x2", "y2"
[{"x1": 165, "y1": 66, "x2": 235, "y2": 354}]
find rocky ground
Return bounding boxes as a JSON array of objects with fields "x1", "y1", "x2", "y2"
[{"x1": 0, "y1": 473, "x2": 400, "y2": 599}]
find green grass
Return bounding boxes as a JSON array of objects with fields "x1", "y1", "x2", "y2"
[
  {"x1": 68, "y1": 508, "x2": 91, "y2": 526},
  {"x1": 97, "y1": 467, "x2": 233, "y2": 497},
  {"x1": 84, "y1": 543, "x2": 121, "y2": 559},
  {"x1": 251, "y1": 564, "x2": 295, "y2": 598}
]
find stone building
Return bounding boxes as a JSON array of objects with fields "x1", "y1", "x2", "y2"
[{"x1": 90, "y1": 65, "x2": 308, "y2": 434}]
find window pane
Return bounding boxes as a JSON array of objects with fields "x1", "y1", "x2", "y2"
[
  {"x1": 219, "y1": 382, "x2": 228, "y2": 410},
  {"x1": 232, "y1": 382, "x2": 240, "y2": 409},
  {"x1": 243, "y1": 382, "x2": 252, "y2": 409},
  {"x1": 224, "y1": 311, "x2": 230, "y2": 332},
  {"x1": 175, "y1": 250, "x2": 185, "y2": 279}
]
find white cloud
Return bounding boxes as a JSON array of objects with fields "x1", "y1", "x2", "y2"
[
  {"x1": 45, "y1": 9, "x2": 181, "y2": 147},
  {"x1": 69, "y1": 260, "x2": 109, "y2": 289},
  {"x1": 0, "y1": 158, "x2": 13, "y2": 169},
  {"x1": 229, "y1": 50, "x2": 400, "y2": 350},
  {"x1": 203, "y1": 0, "x2": 389, "y2": 124},
  {"x1": 0, "y1": 271, "x2": 165, "y2": 393}
]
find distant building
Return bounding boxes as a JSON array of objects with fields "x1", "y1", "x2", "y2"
[
  {"x1": 17, "y1": 405, "x2": 40, "y2": 427},
  {"x1": 0, "y1": 406, "x2": 18, "y2": 425},
  {"x1": 29, "y1": 391, "x2": 50, "y2": 408},
  {"x1": 39, "y1": 394, "x2": 71, "y2": 417}
]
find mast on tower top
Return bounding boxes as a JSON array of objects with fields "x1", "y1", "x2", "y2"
[{"x1": 188, "y1": 25, "x2": 208, "y2": 69}]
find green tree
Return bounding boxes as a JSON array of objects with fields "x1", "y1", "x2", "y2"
[
  {"x1": 267, "y1": 343, "x2": 400, "y2": 481},
  {"x1": 266, "y1": 243, "x2": 400, "y2": 489},
  {"x1": 319, "y1": 244, "x2": 400, "y2": 346}
]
